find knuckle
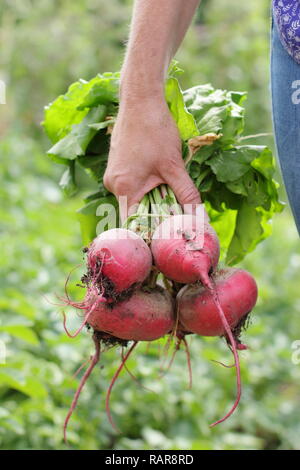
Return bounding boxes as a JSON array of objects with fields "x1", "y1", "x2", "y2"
[
  {"x1": 105, "y1": 172, "x2": 131, "y2": 197},
  {"x1": 160, "y1": 153, "x2": 183, "y2": 174},
  {"x1": 178, "y1": 184, "x2": 199, "y2": 203}
]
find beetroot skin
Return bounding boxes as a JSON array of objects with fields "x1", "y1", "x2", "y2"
[
  {"x1": 87, "y1": 287, "x2": 175, "y2": 341},
  {"x1": 151, "y1": 214, "x2": 220, "y2": 287},
  {"x1": 177, "y1": 268, "x2": 258, "y2": 337},
  {"x1": 87, "y1": 228, "x2": 152, "y2": 294}
]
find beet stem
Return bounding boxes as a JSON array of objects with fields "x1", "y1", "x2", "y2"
[
  {"x1": 63, "y1": 333, "x2": 101, "y2": 445},
  {"x1": 105, "y1": 341, "x2": 138, "y2": 433}
]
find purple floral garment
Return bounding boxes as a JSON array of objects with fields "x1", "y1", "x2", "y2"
[{"x1": 273, "y1": 0, "x2": 300, "y2": 63}]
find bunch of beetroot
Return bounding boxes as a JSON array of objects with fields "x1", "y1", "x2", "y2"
[
  {"x1": 42, "y1": 66, "x2": 283, "y2": 445},
  {"x1": 61, "y1": 184, "x2": 258, "y2": 442}
]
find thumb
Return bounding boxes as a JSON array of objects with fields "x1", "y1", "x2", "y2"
[{"x1": 165, "y1": 168, "x2": 201, "y2": 212}]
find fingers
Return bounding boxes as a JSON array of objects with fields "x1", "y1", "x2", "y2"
[
  {"x1": 103, "y1": 172, "x2": 140, "y2": 223},
  {"x1": 164, "y1": 167, "x2": 201, "y2": 213},
  {"x1": 106, "y1": 175, "x2": 163, "y2": 224},
  {"x1": 117, "y1": 197, "x2": 138, "y2": 224},
  {"x1": 104, "y1": 155, "x2": 202, "y2": 222}
]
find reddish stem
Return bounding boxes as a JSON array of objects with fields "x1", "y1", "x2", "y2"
[
  {"x1": 159, "y1": 334, "x2": 173, "y2": 370},
  {"x1": 63, "y1": 334, "x2": 101, "y2": 445},
  {"x1": 205, "y1": 279, "x2": 241, "y2": 427},
  {"x1": 211, "y1": 359, "x2": 235, "y2": 369},
  {"x1": 105, "y1": 341, "x2": 138, "y2": 433},
  {"x1": 62, "y1": 296, "x2": 105, "y2": 338},
  {"x1": 161, "y1": 339, "x2": 181, "y2": 377},
  {"x1": 64, "y1": 263, "x2": 84, "y2": 303},
  {"x1": 160, "y1": 304, "x2": 180, "y2": 371},
  {"x1": 72, "y1": 356, "x2": 92, "y2": 379},
  {"x1": 61, "y1": 254, "x2": 108, "y2": 338}
]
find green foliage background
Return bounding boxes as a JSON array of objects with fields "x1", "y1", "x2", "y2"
[{"x1": 1, "y1": 0, "x2": 300, "y2": 450}]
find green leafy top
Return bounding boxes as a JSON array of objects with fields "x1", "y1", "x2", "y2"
[
  {"x1": 43, "y1": 64, "x2": 283, "y2": 264},
  {"x1": 169, "y1": 83, "x2": 283, "y2": 264}
]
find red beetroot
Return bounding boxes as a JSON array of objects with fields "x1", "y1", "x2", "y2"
[
  {"x1": 87, "y1": 286, "x2": 175, "y2": 341},
  {"x1": 177, "y1": 267, "x2": 258, "y2": 426},
  {"x1": 151, "y1": 214, "x2": 220, "y2": 288},
  {"x1": 61, "y1": 228, "x2": 152, "y2": 338},
  {"x1": 87, "y1": 228, "x2": 152, "y2": 295},
  {"x1": 177, "y1": 268, "x2": 258, "y2": 337}
]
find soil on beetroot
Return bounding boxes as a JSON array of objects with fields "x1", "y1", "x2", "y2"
[
  {"x1": 91, "y1": 329, "x2": 129, "y2": 348},
  {"x1": 81, "y1": 260, "x2": 138, "y2": 306},
  {"x1": 227, "y1": 312, "x2": 251, "y2": 350}
]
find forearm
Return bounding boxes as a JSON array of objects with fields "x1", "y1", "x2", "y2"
[
  {"x1": 105, "y1": 0, "x2": 201, "y2": 212},
  {"x1": 120, "y1": 0, "x2": 201, "y2": 100}
]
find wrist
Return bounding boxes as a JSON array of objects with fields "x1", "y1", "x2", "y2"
[
  {"x1": 119, "y1": 82, "x2": 166, "y2": 109},
  {"x1": 119, "y1": 62, "x2": 168, "y2": 104}
]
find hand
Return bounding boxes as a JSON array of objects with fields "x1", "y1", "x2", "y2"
[{"x1": 104, "y1": 96, "x2": 201, "y2": 220}]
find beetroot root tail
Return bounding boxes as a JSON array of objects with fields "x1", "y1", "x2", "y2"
[
  {"x1": 62, "y1": 297, "x2": 102, "y2": 338},
  {"x1": 182, "y1": 337, "x2": 193, "y2": 389},
  {"x1": 105, "y1": 341, "x2": 138, "y2": 434},
  {"x1": 64, "y1": 264, "x2": 84, "y2": 302},
  {"x1": 159, "y1": 335, "x2": 181, "y2": 378},
  {"x1": 211, "y1": 359, "x2": 235, "y2": 369},
  {"x1": 160, "y1": 334, "x2": 174, "y2": 370},
  {"x1": 205, "y1": 279, "x2": 242, "y2": 427},
  {"x1": 63, "y1": 333, "x2": 101, "y2": 445},
  {"x1": 72, "y1": 356, "x2": 92, "y2": 379},
  {"x1": 121, "y1": 348, "x2": 156, "y2": 395}
]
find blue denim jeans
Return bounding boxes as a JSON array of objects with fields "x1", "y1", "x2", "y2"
[{"x1": 271, "y1": 16, "x2": 300, "y2": 234}]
